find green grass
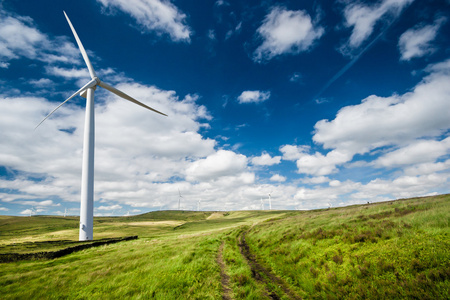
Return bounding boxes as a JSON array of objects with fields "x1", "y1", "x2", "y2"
[
  {"x1": 0, "y1": 195, "x2": 449, "y2": 299},
  {"x1": 244, "y1": 194, "x2": 450, "y2": 299}
]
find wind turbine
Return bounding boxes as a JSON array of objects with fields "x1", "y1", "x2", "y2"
[
  {"x1": 178, "y1": 189, "x2": 183, "y2": 210},
  {"x1": 29, "y1": 207, "x2": 36, "y2": 217},
  {"x1": 197, "y1": 199, "x2": 201, "y2": 211},
  {"x1": 268, "y1": 191, "x2": 272, "y2": 210},
  {"x1": 260, "y1": 198, "x2": 264, "y2": 210},
  {"x1": 36, "y1": 12, "x2": 167, "y2": 241}
]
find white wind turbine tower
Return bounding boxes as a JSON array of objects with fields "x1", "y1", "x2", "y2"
[
  {"x1": 260, "y1": 197, "x2": 264, "y2": 210},
  {"x1": 178, "y1": 189, "x2": 183, "y2": 210},
  {"x1": 197, "y1": 199, "x2": 201, "y2": 211},
  {"x1": 36, "y1": 12, "x2": 167, "y2": 241},
  {"x1": 268, "y1": 191, "x2": 272, "y2": 210},
  {"x1": 29, "y1": 207, "x2": 36, "y2": 217}
]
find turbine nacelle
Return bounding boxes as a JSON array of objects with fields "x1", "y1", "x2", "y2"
[{"x1": 80, "y1": 77, "x2": 100, "y2": 98}]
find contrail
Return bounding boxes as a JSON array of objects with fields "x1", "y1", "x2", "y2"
[{"x1": 313, "y1": 19, "x2": 396, "y2": 102}]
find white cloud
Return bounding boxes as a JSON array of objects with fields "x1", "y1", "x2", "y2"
[
  {"x1": 313, "y1": 60, "x2": 450, "y2": 154},
  {"x1": 375, "y1": 137, "x2": 450, "y2": 168},
  {"x1": 0, "y1": 207, "x2": 9, "y2": 211},
  {"x1": 45, "y1": 67, "x2": 89, "y2": 79},
  {"x1": 0, "y1": 13, "x2": 46, "y2": 60},
  {"x1": 270, "y1": 174, "x2": 286, "y2": 182},
  {"x1": 251, "y1": 152, "x2": 281, "y2": 166},
  {"x1": 289, "y1": 72, "x2": 302, "y2": 82},
  {"x1": 0, "y1": 62, "x2": 9, "y2": 68},
  {"x1": 289, "y1": 59, "x2": 450, "y2": 177},
  {"x1": 296, "y1": 149, "x2": 352, "y2": 176},
  {"x1": 237, "y1": 90, "x2": 270, "y2": 104},
  {"x1": 29, "y1": 78, "x2": 53, "y2": 87},
  {"x1": 399, "y1": 17, "x2": 447, "y2": 61},
  {"x1": 96, "y1": 0, "x2": 191, "y2": 42},
  {"x1": 341, "y1": 0, "x2": 413, "y2": 54},
  {"x1": 253, "y1": 6, "x2": 324, "y2": 62},
  {"x1": 294, "y1": 169, "x2": 450, "y2": 209},
  {"x1": 280, "y1": 144, "x2": 310, "y2": 161},
  {"x1": 186, "y1": 150, "x2": 248, "y2": 182},
  {"x1": 0, "y1": 10, "x2": 80, "y2": 64},
  {"x1": 207, "y1": 29, "x2": 216, "y2": 41},
  {"x1": 301, "y1": 176, "x2": 329, "y2": 184},
  {"x1": 97, "y1": 204, "x2": 122, "y2": 211},
  {"x1": 0, "y1": 76, "x2": 217, "y2": 209},
  {"x1": 403, "y1": 159, "x2": 450, "y2": 176},
  {"x1": 20, "y1": 209, "x2": 34, "y2": 215}
]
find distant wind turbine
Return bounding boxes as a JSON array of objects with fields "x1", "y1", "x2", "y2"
[
  {"x1": 260, "y1": 198, "x2": 264, "y2": 210},
  {"x1": 35, "y1": 12, "x2": 167, "y2": 241},
  {"x1": 178, "y1": 189, "x2": 183, "y2": 210},
  {"x1": 268, "y1": 191, "x2": 272, "y2": 210},
  {"x1": 197, "y1": 199, "x2": 201, "y2": 211},
  {"x1": 29, "y1": 207, "x2": 36, "y2": 217}
]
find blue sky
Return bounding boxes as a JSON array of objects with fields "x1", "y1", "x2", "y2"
[{"x1": 0, "y1": 0, "x2": 449, "y2": 216}]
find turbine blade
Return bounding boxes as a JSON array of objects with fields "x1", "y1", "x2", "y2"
[
  {"x1": 98, "y1": 80, "x2": 167, "y2": 116},
  {"x1": 63, "y1": 11, "x2": 96, "y2": 79},
  {"x1": 35, "y1": 78, "x2": 98, "y2": 129}
]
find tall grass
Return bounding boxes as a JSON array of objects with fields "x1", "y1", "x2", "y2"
[
  {"x1": 1, "y1": 234, "x2": 223, "y2": 299},
  {"x1": 0, "y1": 196, "x2": 448, "y2": 299},
  {"x1": 244, "y1": 194, "x2": 450, "y2": 299}
]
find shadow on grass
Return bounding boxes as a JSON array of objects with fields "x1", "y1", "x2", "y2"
[{"x1": 0, "y1": 236, "x2": 137, "y2": 263}]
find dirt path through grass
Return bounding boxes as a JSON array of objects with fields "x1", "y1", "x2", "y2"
[
  {"x1": 217, "y1": 241, "x2": 233, "y2": 300},
  {"x1": 239, "y1": 231, "x2": 301, "y2": 300}
]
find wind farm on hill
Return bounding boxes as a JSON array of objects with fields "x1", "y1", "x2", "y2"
[
  {"x1": 1, "y1": 194, "x2": 449, "y2": 299},
  {"x1": 1, "y1": 1, "x2": 449, "y2": 299}
]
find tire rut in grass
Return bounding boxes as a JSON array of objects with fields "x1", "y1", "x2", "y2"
[
  {"x1": 217, "y1": 241, "x2": 233, "y2": 300},
  {"x1": 239, "y1": 232, "x2": 301, "y2": 300}
]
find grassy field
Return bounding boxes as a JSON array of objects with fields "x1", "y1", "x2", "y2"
[{"x1": 0, "y1": 194, "x2": 448, "y2": 299}]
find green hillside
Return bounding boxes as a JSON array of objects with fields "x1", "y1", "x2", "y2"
[{"x1": 0, "y1": 194, "x2": 448, "y2": 299}]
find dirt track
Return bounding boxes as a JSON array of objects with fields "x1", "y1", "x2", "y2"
[
  {"x1": 238, "y1": 232, "x2": 301, "y2": 300},
  {"x1": 217, "y1": 241, "x2": 232, "y2": 300}
]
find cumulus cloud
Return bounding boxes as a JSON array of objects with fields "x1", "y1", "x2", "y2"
[
  {"x1": 251, "y1": 152, "x2": 281, "y2": 166},
  {"x1": 0, "y1": 77, "x2": 216, "y2": 209},
  {"x1": 96, "y1": 0, "x2": 191, "y2": 42},
  {"x1": 313, "y1": 60, "x2": 450, "y2": 154},
  {"x1": 20, "y1": 209, "x2": 34, "y2": 215},
  {"x1": 301, "y1": 176, "x2": 330, "y2": 184},
  {"x1": 340, "y1": 0, "x2": 413, "y2": 54},
  {"x1": 0, "y1": 10, "x2": 80, "y2": 64},
  {"x1": 45, "y1": 67, "x2": 90, "y2": 79},
  {"x1": 237, "y1": 90, "x2": 270, "y2": 104},
  {"x1": 29, "y1": 78, "x2": 53, "y2": 87},
  {"x1": 375, "y1": 137, "x2": 450, "y2": 168},
  {"x1": 280, "y1": 144, "x2": 310, "y2": 161},
  {"x1": 296, "y1": 150, "x2": 352, "y2": 176},
  {"x1": 97, "y1": 204, "x2": 122, "y2": 211},
  {"x1": 290, "y1": 59, "x2": 450, "y2": 176},
  {"x1": 294, "y1": 170, "x2": 450, "y2": 209},
  {"x1": 270, "y1": 174, "x2": 286, "y2": 182},
  {"x1": 403, "y1": 160, "x2": 450, "y2": 176},
  {"x1": 186, "y1": 150, "x2": 248, "y2": 182},
  {"x1": 253, "y1": 6, "x2": 324, "y2": 62},
  {"x1": 399, "y1": 17, "x2": 447, "y2": 61}
]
